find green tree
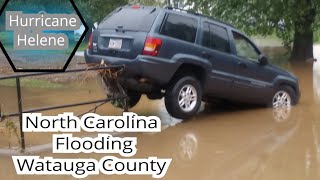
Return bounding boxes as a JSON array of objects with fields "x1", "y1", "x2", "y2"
[
  {"x1": 185, "y1": 0, "x2": 318, "y2": 61},
  {"x1": 75, "y1": 0, "x2": 128, "y2": 24}
]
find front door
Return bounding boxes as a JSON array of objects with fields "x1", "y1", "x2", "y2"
[{"x1": 231, "y1": 31, "x2": 270, "y2": 103}]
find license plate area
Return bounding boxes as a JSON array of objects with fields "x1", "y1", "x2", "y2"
[{"x1": 108, "y1": 38, "x2": 122, "y2": 49}]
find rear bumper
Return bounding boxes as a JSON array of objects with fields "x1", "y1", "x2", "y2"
[{"x1": 84, "y1": 50, "x2": 179, "y2": 86}]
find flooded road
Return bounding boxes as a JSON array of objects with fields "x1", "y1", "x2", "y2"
[{"x1": 0, "y1": 46, "x2": 320, "y2": 179}]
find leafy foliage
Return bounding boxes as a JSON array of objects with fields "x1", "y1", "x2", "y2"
[
  {"x1": 0, "y1": 0, "x2": 318, "y2": 59},
  {"x1": 1, "y1": 0, "x2": 73, "y2": 13},
  {"x1": 75, "y1": 0, "x2": 128, "y2": 25},
  {"x1": 184, "y1": 0, "x2": 318, "y2": 47}
]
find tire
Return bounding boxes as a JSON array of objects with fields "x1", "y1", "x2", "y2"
[
  {"x1": 269, "y1": 85, "x2": 297, "y2": 108},
  {"x1": 165, "y1": 76, "x2": 202, "y2": 119},
  {"x1": 111, "y1": 91, "x2": 141, "y2": 109}
]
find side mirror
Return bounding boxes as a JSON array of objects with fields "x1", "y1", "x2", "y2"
[{"x1": 259, "y1": 54, "x2": 268, "y2": 65}]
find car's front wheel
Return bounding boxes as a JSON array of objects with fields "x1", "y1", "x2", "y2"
[
  {"x1": 165, "y1": 76, "x2": 202, "y2": 119},
  {"x1": 271, "y1": 86, "x2": 297, "y2": 108}
]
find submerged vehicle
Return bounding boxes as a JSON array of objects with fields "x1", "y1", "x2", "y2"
[{"x1": 85, "y1": 5, "x2": 300, "y2": 119}]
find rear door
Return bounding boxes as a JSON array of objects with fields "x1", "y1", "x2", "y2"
[
  {"x1": 156, "y1": 12, "x2": 201, "y2": 58},
  {"x1": 92, "y1": 6, "x2": 160, "y2": 59},
  {"x1": 200, "y1": 20, "x2": 237, "y2": 97}
]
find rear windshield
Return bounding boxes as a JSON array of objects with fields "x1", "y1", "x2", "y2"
[{"x1": 100, "y1": 7, "x2": 160, "y2": 32}]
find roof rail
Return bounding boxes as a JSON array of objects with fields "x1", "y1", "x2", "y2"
[
  {"x1": 164, "y1": 6, "x2": 200, "y2": 16},
  {"x1": 164, "y1": 6, "x2": 235, "y2": 28}
]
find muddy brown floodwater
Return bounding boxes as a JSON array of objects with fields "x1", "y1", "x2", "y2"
[{"x1": 1, "y1": 53, "x2": 320, "y2": 179}]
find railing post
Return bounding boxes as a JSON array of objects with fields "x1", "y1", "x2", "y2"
[
  {"x1": 16, "y1": 77, "x2": 25, "y2": 152},
  {"x1": 124, "y1": 98, "x2": 129, "y2": 112}
]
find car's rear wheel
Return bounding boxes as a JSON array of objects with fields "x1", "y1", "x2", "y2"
[
  {"x1": 165, "y1": 76, "x2": 202, "y2": 119},
  {"x1": 270, "y1": 86, "x2": 297, "y2": 108}
]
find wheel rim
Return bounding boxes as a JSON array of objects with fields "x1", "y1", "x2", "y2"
[
  {"x1": 272, "y1": 91, "x2": 292, "y2": 108},
  {"x1": 178, "y1": 84, "x2": 198, "y2": 112},
  {"x1": 178, "y1": 133, "x2": 198, "y2": 161},
  {"x1": 273, "y1": 107, "x2": 291, "y2": 122}
]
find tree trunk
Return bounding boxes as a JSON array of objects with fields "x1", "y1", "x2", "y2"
[
  {"x1": 290, "y1": 22, "x2": 314, "y2": 61},
  {"x1": 290, "y1": 0, "x2": 316, "y2": 62}
]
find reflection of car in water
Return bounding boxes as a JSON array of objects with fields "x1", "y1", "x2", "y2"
[
  {"x1": 138, "y1": 107, "x2": 301, "y2": 179},
  {"x1": 85, "y1": 5, "x2": 300, "y2": 119}
]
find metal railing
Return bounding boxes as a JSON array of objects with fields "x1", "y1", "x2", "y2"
[{"x1": 0, "y1": 65, "x2": 127, "y2": 152}]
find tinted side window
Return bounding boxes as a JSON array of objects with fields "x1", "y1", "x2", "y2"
[
  {"x1": 232, "y1": 32, "x2": 259, "y2": 61},
  {"x1": 160, "y1": 14, "x2": 197, "y2": 43},
  {"x1": 202, "y1": 22, "x2": 230, "y2": 53}
]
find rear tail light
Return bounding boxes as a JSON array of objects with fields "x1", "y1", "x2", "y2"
[
  {"x1": 88, "y1": 33, "x2": 93, "y2": 49},
  {"x1": 142, "y1": 36, "x2": 162, "y2": 56},
  {"x1": 132, "y1": 4, "x2": 141, "y2": 9}
]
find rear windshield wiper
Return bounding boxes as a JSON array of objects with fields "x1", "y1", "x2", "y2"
[
  {"x1": 115, "y1": 25, "x2": 124, "y2": 32},
  {"x1": 150, "y1": 7, "x2": 156, "y2": 14},
  {"x1": 116, "y1": 7, "x2": 122, "y2": 13}
]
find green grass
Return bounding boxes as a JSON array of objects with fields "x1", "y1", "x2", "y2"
[
  {"x1": 0, "y1": 78, "x2": 64, "y2": 89},
  {"x1": 251, "y1": 35, "x2": 283, "y2": 47},
  {"x1": 77, "y1": 41, "x2": 88, "y2": 51}
]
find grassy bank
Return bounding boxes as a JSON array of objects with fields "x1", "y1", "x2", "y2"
[
  {"x1": 0, "y1": 78, "x2": 64, "y2": 89},
  {"x1": 77, "y1": 42, "x2": 88, "y2": 51},
  {"x1": 251, "y1": 35, "x2": 283, "y2": 47}
]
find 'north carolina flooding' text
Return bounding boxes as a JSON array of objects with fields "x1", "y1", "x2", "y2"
[{"x1": 12, "y1": 112, "x2": 172, "y2": 178}]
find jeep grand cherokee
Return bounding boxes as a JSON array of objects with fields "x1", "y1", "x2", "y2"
[{"x1": 85, "y1": 5, "x2": 300, "y2": 119}]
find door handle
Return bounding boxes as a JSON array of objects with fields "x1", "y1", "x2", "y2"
[
  {"x1": 201, "y1": 51, "x2": 211, "y2": 59},
  {"x1": 238, "y1": 62, "x2": 247, "y2": 69}
]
